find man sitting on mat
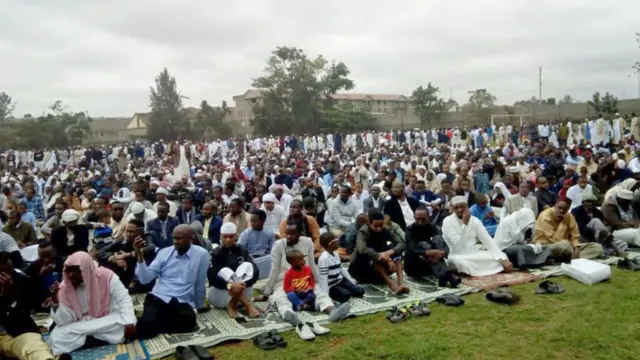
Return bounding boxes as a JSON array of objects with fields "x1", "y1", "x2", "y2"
[
  {"x1": 348, "y1": 209, "x2": 409, "y2": 295},
  {"x1": 208, "y1": 222, "x2": 260, "y2": 318},
  {"x1": 47, "y1": 252, "x2": 136, "y2": 355},
  {"x1": 262, "y1": 222, "x2": 350, "y2": 341},
  {"x1": 134, "y1": 224, "x2": 210, "y2": 339}
]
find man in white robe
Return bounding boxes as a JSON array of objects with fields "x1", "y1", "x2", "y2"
[
  {"x1": 441, "y1": 196, "x2": 513, "y2": 276},
  {"x1": 48, "y1": 252, "x2": 136, "y2": 355}
]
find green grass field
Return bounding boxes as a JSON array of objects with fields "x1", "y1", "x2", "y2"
[{"x1": 175, "y1": 269, "x2": 640, "y2": 360}]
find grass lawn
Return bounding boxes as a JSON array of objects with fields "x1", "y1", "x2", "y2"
[{"x1": 177, "y1": 269, "x2": 640, "y2": 360}]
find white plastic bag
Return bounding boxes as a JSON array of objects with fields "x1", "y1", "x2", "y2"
[{"x1": 561, "y1": 258, "x2": 611, "y2": 285}]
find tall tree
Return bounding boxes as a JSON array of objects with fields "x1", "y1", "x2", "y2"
[
  {"x1": 324, "y1": 102, "x2": 377, "y2": 132},
  {"x1": 410, "y1": 83, "x2": 446, "y2": 128},
  {"x1": 466, "y1": 89, "x2": 497, "y2": 122},
  {"x1": 147, "y1": 68, "x2": 188, "y2": 141},
  {"x1": 8, "y1": 101, "x2": 91, "y2": 149},
  {"x1": 589, "y1": 91, "x2": 618, "y2": 115},
  {"x1": 560, "y1": 95, "x2": 574, "y2": 104},
  {"x1": 0, "y1": 91, "x2": 16, "y2": 123},
  {"x1": 194, "y1": 100, "x2": 232, "y2": 140},
  {"x1": 251, "y1": 46, "x2": 355, "y2": 135}
]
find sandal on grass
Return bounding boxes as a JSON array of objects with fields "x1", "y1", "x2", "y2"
[
  {"x1": 535, "y1": 280, "x2": 565, "y2": 295},
  {"x1": 406, "y1": 301, "x2": 431, "y2": 316},
  {"x1": 267, "y1": 330, "x2": 287, "y2": 347},
  {"x1": 386, "y1": 306, "x2": 409, "y2": 323},
  {"x1": 253, "y1": 333, "x2": 278, "y2": 350}
]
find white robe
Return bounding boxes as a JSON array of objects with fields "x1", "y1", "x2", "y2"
[
  {"x1": 441, "y1": 214, "x2": 507, "y2": 276},
  {"x1": 48, "y1": 277, "x2": 136, "y2": 355}
]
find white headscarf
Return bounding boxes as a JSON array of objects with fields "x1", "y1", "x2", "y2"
[{"x1": 494, "y1": 208, "x2": 536, "y2": 250}]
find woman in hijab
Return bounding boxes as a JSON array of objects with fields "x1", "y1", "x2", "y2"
[
  {"x1": 493, "y1": 208, "x2": 552, "y2": 269},
  {"x1": 48, "y1": 252, "x2": 136, "y2": 355},
  {"x1": 490, "y1": 182, "x2": 510, "y2": 207}
]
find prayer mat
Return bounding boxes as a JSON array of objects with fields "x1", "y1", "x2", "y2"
[
  {"x1": 462, "y1": 271, "x2": 542, "y2": 291},
  {"x1": 141, "y1": 277, "x2": 472, "y2": 359},
  {"x1": 59, "y1": 341, "x2": 149, "y2": 360}
]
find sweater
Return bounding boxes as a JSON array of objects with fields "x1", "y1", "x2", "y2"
[{"x1": 283, "y1": 266, "x2": 315, "y2": 293}]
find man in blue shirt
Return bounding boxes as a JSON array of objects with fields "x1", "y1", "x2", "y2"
[
  {"x1": 134, "y1": 224, "x2": 210, "y2": 339},
  {"x1": 238, "y1": 210, "x2": 275, "y2": 279}
]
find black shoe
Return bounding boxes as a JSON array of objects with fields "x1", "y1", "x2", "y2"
[
  {"x1": 486, "y1": 286, "x2": 521, "y2": 305},
  {"x1": 59, "y1": 354, "x2": 72, "y2": 360},
  {"x1": 535, "y1": 280, "x2": 565, "y2": 295},
  {"x1": 449, "y1": 275, "x2": 462, "y2": 288}
]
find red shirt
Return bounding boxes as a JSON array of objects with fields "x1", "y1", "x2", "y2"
[{"x1": 283, "y1": 266, "x2": 315, "y2": 293}]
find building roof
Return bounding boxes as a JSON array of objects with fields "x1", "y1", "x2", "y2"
[{"x1": 90, "y1": 117, "x2": 131, "y2": 131}]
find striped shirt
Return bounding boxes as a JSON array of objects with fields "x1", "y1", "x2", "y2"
[{"x1": 318, "y1": 250, "x2": 349, "y2": 293}]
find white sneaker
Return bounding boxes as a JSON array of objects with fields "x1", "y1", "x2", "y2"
[
  {"x1": 306, "y1": 322, "x2": 330, "y2": 335},
  {"x1": 295, "y1": 323, "x2": 316, "y2": 341}
]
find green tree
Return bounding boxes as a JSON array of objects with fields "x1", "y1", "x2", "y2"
[
  {"x1": 324, "y1": 102, "x2": 377, "y2": 132},
  {"x1": 589, "y1": 91, "x2": 618, "y2": 115},
  {"x1": 560, "y1": 95, "x2": 574, "y2": 104},
  {"x1": 194, "y1": 100, "x2": 232, "y2": 140},
  {"x1": 251, "y1": 46, "x2": 355, "y2": 135},
  {"x1": 147, "y1": 68, "x2": 188, "y2": 141},
  {"x1": 9, "y1": 101, "x2": 92, "y2": 149},
  {"x1": 0, "y1": 92, "x2": 15, "y2": 123},
  {"x1": 466, "y1": 89, "x2": 497, "y2": 122},
  {"x1": 410, "y1": 83, "x2": 446, "y2": 128}
]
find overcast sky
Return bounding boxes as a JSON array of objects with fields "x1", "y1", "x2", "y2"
[{"x1": 1, "y1": 0, "x2": 639, "y2": 117}]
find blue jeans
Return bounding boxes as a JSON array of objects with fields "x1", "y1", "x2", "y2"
[{"x1": 286, "y1": 290, "x2": 315, "y2": 311}]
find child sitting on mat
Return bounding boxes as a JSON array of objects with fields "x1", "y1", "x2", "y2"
[
  {"x1": 283, "y1": 249, "x2": 316, "y2": 311},
  {"x1": 318, "y1": 232, "x2": 364, "y2": 303}
]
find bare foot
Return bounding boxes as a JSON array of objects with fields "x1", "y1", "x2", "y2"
[
  {"x1": 226, "y1": 301, "x2": 238, "y2": 318},
  {"x1": 395, "y1": 286, "x2": 410, "y2": 295},
  {"x1": 246, "y1": 305, "x2": 261, "y2": 318}
]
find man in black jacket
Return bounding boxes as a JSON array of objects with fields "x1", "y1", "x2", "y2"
[
  {"x1": 97, "y1": 219, "x2": 155, "y2": 291},
  {"x1": 23, "y1": 242, "x2": 64, "y2": 312},
  {"x1": 404, "y1": 208, "x2": 460, "y2": 288},
  {"x1": 383, "y1": 181, "x2": 418, "y2": 230},
  {"x1": 207, "y1": 222, "x2": 260, "y2": 319},
  {"x1": 0, "y1": 252, "x2": 55, "y2": 360}
]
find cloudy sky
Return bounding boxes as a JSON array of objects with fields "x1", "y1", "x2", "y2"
[{"x1": 1, "y1": 0, "x2": 639, "y2": 117}]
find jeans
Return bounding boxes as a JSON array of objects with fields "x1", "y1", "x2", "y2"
[
  {"x1": 286, "y1": 290, "x2": 315, "y2": 310},
  {"x1": 328, "y1": 277, "x2": 364, "y2": 303}
]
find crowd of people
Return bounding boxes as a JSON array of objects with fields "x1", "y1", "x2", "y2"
[{"x1": 1, "y1": 112, "x2": 640, "y2": 360}]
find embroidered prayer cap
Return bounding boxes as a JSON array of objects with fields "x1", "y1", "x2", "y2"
[
  {"x1": 618, "y1": 189, "x2": 634, "y2": 200},
  {"x1": 582, "y1": 192, "x2": 598, "y2": 202},
  {"x1": 451, "y1": 196, "x2": 467, "y2": 206},
  {"x1": 130, "y1": 202, "x2": 145, "y2": 215},
  {"x1": 61, "y1": 209, "x2": 81, "y2": 224},
  {"x1": 156, "y1": 187, "x2": 169, "y2": 195},
  {"x1": 220, "y1": 222, "x2": 237, "y2": 235},
  {"x1": 262, "y1": 192, "x2": 277, "y2": 203}
]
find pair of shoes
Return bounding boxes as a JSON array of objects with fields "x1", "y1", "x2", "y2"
[
  {"x1": 486, "y1": 286, "x2": 521, "y2": 305},
  {"x1": 386, "y1": 306, "x2": 409, "y2": 323},
  {"x1": 253, "y1": 330, "x2": 287, "y2": 350},
  {"x1": 435, "y1": 293, "x2": 465, "y2": 307},
  {"x1": 617, "y1": 258, "x2": 640, "y2": 271},
  {"x1": 404, "y1": 301, "x2": 431, "y2": 316},
  {"x1": 535, "y1": 280, "x2": 565, "y2": 295},
  {"x1": 295, "y1": 322, "x2": 330, "y2": 341},
  {"x1": 175, "y1": 345, "x2": 213, "y2": 360},
  {"x1": 438, "y1": 274, "x2": 462, "y2": 288}
]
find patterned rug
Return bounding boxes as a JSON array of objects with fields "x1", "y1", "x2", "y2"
[
  {"x1": 143, "y1": 277, "x2": 474, "y2": 359},
  {"x1": 462, "y1": 271, "x2": 541, "y2": 291},
  {"x1": 33, "y1": 255, "x2": 629, "y2": 359}
]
